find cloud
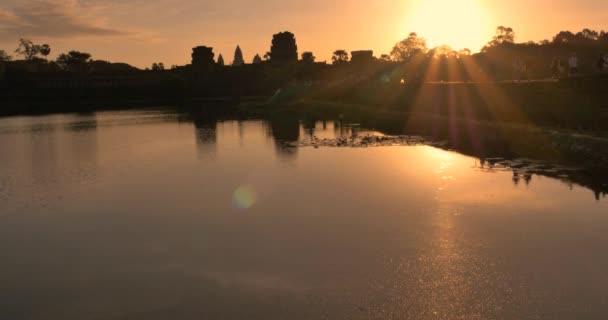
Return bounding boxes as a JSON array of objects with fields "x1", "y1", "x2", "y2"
[{"x1": 0, "y1": 0, "x2": 128, "y2": 40}]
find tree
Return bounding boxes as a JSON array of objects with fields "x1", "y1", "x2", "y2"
[
  {"x1": 497, "y1": 26, "x2": 515, "y2": 43},
  {"x1": 577, "y1": 28, "x2": 599, "y2": 41},
  {"x1": 429, "y1": 45, "x2": 456, "y2": 57},
  {"x1": 0, "y1": 50, "x2": 11, "y2": 62},
  {"x1": 263, "y1": 52, "x2": 271, "y2": 61},
  {"x1": 233, "y1": 45, "x2": 244, "y2": 66},
  {"x1": 332, "y1": 50, "x2": 349, "y2": 64},
  {"x1": 252, "y1": 54, "x2": 262, "y2": 64},
  {"x1": 39, "y1": 44, "x2": 51, "y2": 61},
  {"x1": 151, "y1": 62, "x2": 165, "y2": 71},
  {"x1": 15, "y1": 39, "x2": 40, "y2": 60},
  {"x1": 217, "y1": 54, "x2": 225, "y2": 66},
  {"x1": 458, "y1": 48, "x2": 471, "y2": 56},
  {"x1": 56, "y1": 51, "x2": 92, "y2": 72},
  {"x1": 301, "y1": 51, "x2": 315, "y2": 63},
  {"x1": 390, "y1": 32, "x2": 428, "y2": 62},
  {"x1": 553, "y1": 31, "x2": 576, "y2": 43},
  {"x1": 270, "y1": 31, "x2": 298, "y2": 63},
  {"x1": 484, "y1": 26, "x2": 515, "y2": 49}
]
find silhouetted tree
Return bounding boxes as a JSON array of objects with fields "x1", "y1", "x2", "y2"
[
  {"x1": 151, "y1": 62, "x2": 165, "y2": 71},
  {"x1": 471, "y1": 27, "x2": 608, "y2": 79},
  {"x1": 553, "y1": 31, "x2": 576, "y2": 43},
  {"x1": 379, "y1": 54, "x2": 391, "y2": 62},
  {"x1": 217, "y1": 54, "x2": 225, "y2": 66},
  {"x1": 390, "y1": 32, "x2": 428, "y2": 62},
  {"x1": 263, "y1": 52, "x2": 271, "y2": 61},
  {"x1": 0, "y1": 50, "x2": 11, "y2": 62},
  {"x1": 301, "y1": 51, "x2": 315, "y2": 63},
  {"x1": 429, "y1": 45, "x2": 456, "y2": 58},
  {"x1": 332, "y1": 50, "x2": 349, "y2": 64},
  {"x1": 39, "y1": 44, "x2": 51, "y2": 61},
  {"x1": 577, "y1": 28, "x2": 599, "y2": 41},
  {"x1": 15, "y1": 39, "x2": 40, "y2": 60},
  {"x1": 270, "y1": 32, "x2": 298, "y2": 63},
  {"x1": 233, "y1": 45, "x2": 245, "y2": 66},
  {"x1": 56, "y1": 51, "x2": 92, "y2": 72},
  {"x1": 496, "y1": 26, "x2": 515, "y2": 43},
  {"x1": 484, "y1": 26, "x2": 515, "y2": 50},
  {"x1": 458, "y1": 48, "x2": 471, "y2": 56},
  {"x1": 252, "y1": 54, "x2": 262, "y2": 64}
]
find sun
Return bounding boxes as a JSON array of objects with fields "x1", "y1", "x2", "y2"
[{"x1": 405, "y1": 0, "x2": 493, "y2": 52}]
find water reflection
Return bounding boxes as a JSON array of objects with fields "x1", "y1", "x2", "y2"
[
  {"x1": 28, "y1": 118, "x2": 59, "y2": 186},
  {"x1": 193, "y1": 116, "x2": 218, "y2": 159},
  {"x1": 475, "y1": 157, "x2": 606, "y2": 200},
  {"x1": 64, "y1": 113, "x2": 98, "y2": 179},
  {"x1": 268, "y1": 115, "x2": 300, "y2": 159},
  {"x1": 182, "y1": 113, "x2": 608, "y2": 199}
]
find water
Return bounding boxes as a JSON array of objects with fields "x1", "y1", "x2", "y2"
[{"x1": 0, "y1": 110, "x2": 607, "y2": 320}]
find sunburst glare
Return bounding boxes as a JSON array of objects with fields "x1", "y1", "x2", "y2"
[{"x1": 405, "y1": 0, "x2": 493, "y2": 51}]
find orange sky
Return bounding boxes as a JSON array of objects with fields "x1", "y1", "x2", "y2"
[{"x1": 0, "y1": 0, "x2": 607, "y2": 68}]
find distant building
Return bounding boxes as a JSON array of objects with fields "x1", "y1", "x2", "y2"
[
  {"x1": 191, "y1": 46, "x2": 215, "y2": 68},
  {"x1": 252, "y1": 54, "x2": 263, "y2": 64},
  {"x1": 350, "y1": 50, "x2": 374, "y2": 64},
  {"x1": 270, "y1": 32, "x2": 298, "y2": 63},
  {"x1": 233, "y1": 46, "x2": 245, "y2": 66}
]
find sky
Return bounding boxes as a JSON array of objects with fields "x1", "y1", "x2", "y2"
[{"x1": 0, "y1": 0, "x2": 607, "y2": 68}]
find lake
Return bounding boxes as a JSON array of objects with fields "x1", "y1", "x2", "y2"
[{"x1": 0, "y1": 109, "x2": 607, "y2": 320}]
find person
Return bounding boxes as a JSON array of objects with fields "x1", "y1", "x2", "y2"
[
  {"x1": 551, "y1": 57, "x2": 563, "y2": 79},
  {"x1": 568, "y1": 52, "x2": 578, "y2": 76},
  {"x1": 520, "y1": 60, "x2": 528, "y2": 80},
  {"x1": 512, "y1": 57, "x2": 522, "y2": 82},
  {"x1": 558, "y1": 58, "x2": 566, "y2": 75},
  {"x1": 597, "y1": 54, "x2": 605, "y2": 72}
]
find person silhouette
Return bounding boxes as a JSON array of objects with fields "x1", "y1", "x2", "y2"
[
  {"x1": 568, "y1": 52, "x2": 578, "y2": 77},
  {"x1": 597, "y1": 54, "x2": 605, "y2": 72},
  {"x1": 512, "y1": 57, "x2": 522, "y2": 82},
  {"x1": 551, "y1": 57, "x2": 562, "y2": 79}
]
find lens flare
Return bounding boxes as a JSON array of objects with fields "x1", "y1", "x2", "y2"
[{"x1": 232, "y1": 186, "x2": 257, "y2": 209}]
